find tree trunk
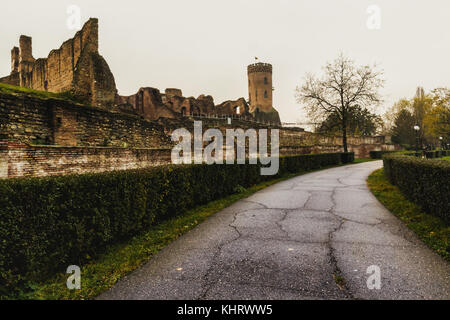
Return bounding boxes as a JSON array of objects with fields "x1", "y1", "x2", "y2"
[{"x1": 342, "y1": 113, "x2": 348, "y2": 153}]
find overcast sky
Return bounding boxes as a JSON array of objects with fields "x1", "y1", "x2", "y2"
[{"x1": 1, "y1": 0, "x2": 449, "y2": 123}]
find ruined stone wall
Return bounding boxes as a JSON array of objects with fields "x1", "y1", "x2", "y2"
[
  {"x1": 116, "y1": 87, "x2": 179, "y2": 121},
  {"x1": 0, "y1": 93, "x2": 172, "y2": 148},
  {"x1": 0, "y1": 91, "x2": 395, "y2": 151},
  {"x1": 0, "y1": 72, "x2": 20, "y2": 86},
  {"x1": 25, "y1": 19, "x2": 99, "y2": 93},
  {"x1": 1, "y1": 18, "x2": 117, "y2": 108},
  {"x1": 215, "y1": 98, "x2": 251, "y2": 117},
  {"x1": 0, "y1": 93, "x2": 399, "y2": 178},
  {"x1": 117, "y1": 88, "x2": 220, "y2": 121},
  {"x1": 1, "y1": 18, "x2": 283, "y2": 123}
]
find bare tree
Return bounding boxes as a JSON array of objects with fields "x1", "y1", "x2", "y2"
[{"x1": 296, "y1": 54, "x2": 384, "y2": 152}]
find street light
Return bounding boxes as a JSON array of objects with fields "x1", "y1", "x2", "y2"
[
  {"x1": 414, "y1": 125, "x2": 420, "y2": 156},
  {"x1": 439, "y1": 136, "x2": 443, "y2": 150}
]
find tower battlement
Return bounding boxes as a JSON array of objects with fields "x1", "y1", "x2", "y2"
[{"x1": 247, "y1": 62, "x2": 272, "y2": 74}]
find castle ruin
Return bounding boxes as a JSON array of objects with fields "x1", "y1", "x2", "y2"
[
  {"x1": 0, "y1": 18, "x2": 399, "y2": 178},
  {"x1": 0, "y1": 18, "x2": 117, "y2": 109},
  {"x1": 0, "y1": 18, "x2": 281, "y2": 124}
]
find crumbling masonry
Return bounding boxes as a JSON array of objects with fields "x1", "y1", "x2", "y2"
[
  {"x1": 0, "y1": 18, "x2": 399, "y2": 178},
  {"x1": 0, "y1": 18, "x2": 281, "y2": 124}
]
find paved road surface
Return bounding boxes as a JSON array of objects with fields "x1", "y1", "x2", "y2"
[{"x1": 99, "y1": 161, "x2": 450, "y2": 300}]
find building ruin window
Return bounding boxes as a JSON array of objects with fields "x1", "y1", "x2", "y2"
[
  {"x1": 181, "y1": 107, "x2": 186, "y2": 116},
  {"x1": 264, "y1": 77, "x2": 268, "y2": 84},
  {"x1": 264, "y1": 90, "x2": 268, "y2": 98},
  {"x1": 234, "y1": 106, "x2": 240, "y2": 114}
]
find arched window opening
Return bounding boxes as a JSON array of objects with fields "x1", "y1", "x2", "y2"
[
  {"x1": 264, "y1": 90, "x2": 268, "y2": 98},
  {"x1": 264, "y1": 77, "x2": 268, "y2": 85}
]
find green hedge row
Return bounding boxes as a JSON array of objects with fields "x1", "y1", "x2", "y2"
[
  {"x1": 402, "y1": 150, "x2": 449, "y2": 158},
  {"x1": 0, "y1": 152, "x2": 353, "y2": 293},
  {"x1": 383, "y1": 154, "x2": 450, "y2": 224},
  {"x1": 425, "y1": 150, "x2": 450, "y2": 159},
  {"x1": 340, "y1": 152, "x2": 355, "y2": 163},
  {"x1": 369, "y1": 150, "x2": 397, "y2": 159}
]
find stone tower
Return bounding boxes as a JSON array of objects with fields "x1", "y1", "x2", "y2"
[{"x1": 247, "y1": 62, "x2": 273, "y2": 113}]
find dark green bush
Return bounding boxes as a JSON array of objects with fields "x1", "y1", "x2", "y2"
[
  {"x1": 340, "y1": 152, "x2": 355, "y2": 164},
  {"x1": 425, "y1": 151, "x2": 437, "y2": 159},
  {"x1": 383, "y1": 154, "x2": 450, "y2": 224},
  {"x1": 370, "y1": 150, "x2": 396, "y2": 159},
  {"x1": 0, "y1": 152, "x2": 345, "y2": 294},
  {"x1": 403, "y1": 152, "x2": 421, "y2": 157},
  {"x1": 424, "y1": 150, "x2": 449, "y2": 159}
]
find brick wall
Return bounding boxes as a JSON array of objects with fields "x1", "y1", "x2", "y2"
[
  {"x1": 0, "y1": 93, "x2": 172, "y2": 148},
  {"x1": 0, "y1": 92, "x2": 400, "y2": 178},
  {"x1": 1, "y1": 136, "x2": 171, "y2": 178}
]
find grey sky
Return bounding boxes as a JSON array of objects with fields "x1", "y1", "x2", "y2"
[{"x1": 1, "y1": 0, "x2": 449, "y2": 123}]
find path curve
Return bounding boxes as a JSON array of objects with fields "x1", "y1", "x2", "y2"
[{"x1": 99, "y1": 161, "x2": 450, "y2": 300}]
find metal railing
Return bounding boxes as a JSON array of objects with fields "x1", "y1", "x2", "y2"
[{"x1": 182, "y1": 112, "x2": 280, "y2": 127}]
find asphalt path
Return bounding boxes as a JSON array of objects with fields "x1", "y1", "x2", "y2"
[{"x1": 99, "y1": 161, "x2": 450, "y2": 300}]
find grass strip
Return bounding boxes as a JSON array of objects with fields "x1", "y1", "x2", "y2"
[{"x1": 367, "y1": 168, "x2": 449, "y2": 262}]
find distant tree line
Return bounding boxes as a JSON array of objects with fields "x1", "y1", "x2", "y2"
[{"x1": 384, "y1": 87, "x2": 449, "y2": 149}]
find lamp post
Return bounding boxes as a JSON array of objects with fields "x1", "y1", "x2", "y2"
[
  {"x1": 439, "y1": 136, "x2": 443, "y2": 150},
  {"x1": 414, "y1": 125, "x2": 420, "y2": 156}
]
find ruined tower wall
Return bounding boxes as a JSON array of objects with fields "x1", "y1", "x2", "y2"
[
  {"x1": 0, "y1": 18, "x2": 116, "y2": 108},
  {"x1": 247, "y1": 63, "x2": 273, "y2": 113},
  {"x1": 19, "y1": 36, "x2": 34, "y2": 62},
  {"x1": 11, "y1": 47, "x2": 19, "y2": 73},
  {"x1": 29, "y1": 18, "x2": 99, "y2": 93}
]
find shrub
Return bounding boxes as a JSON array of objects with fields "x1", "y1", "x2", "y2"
[
  {"x1": 340, "y1": 152, "x2": 355, "y2": 164},
  {"x1": 424, "y1": 150, "x2": 450, "y2": 159},
  {"x1": 383, "y1": 154, "x2": 450, "y2": 224},
  {"x1": 0, "y1": 152, "x2": 345, "y2": 294},
  {"x1": 370, "y1": 150, "x2": 396, "y2": 159},
  {"x1": 425, "y1": 151, "x2": 436, "y2": 159}
]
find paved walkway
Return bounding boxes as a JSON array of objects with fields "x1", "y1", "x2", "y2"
[{"x1": 99, "y1": 161, "x2": 450, "y2": 300}]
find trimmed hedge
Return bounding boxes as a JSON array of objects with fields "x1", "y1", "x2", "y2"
[
  {"x1": 383, "y1": 154, "x2": 450, "y2": 224},
  {"x1": 425, "y1": 151, "x2": 437, "y2": 159},
  {"x1": 0, "y1": 152, "x2": 351, "y2": 294},
  {"x1": 340, "y1": 152, "x2": 355, "y2": 164},
  {"x1": 425, "y1": 150, "x2": 449, "y2": 159},
  {"x1": 369, "y1": 150, "x2": 396, "y2": 159}
]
